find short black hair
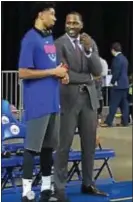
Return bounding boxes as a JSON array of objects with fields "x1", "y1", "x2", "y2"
[
  {"x1": 66, "y1": 11, "x2": 83, "y2": 22},
  {"x1": 31, "y1": 2, "x2": 56, "y2": 20},
  {"x1": 111, "y1": 42, "x2": 122, "y2": 52}
]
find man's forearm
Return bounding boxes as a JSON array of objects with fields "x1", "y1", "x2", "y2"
[
  {"x1": 68, "y1": 70, "x2": 93, "y2": 84},
  {"x1": 83, "y1": 37, "x2": 102, "y2": 77},
  {"x1": 111, "y1": 76, "x2": 118, "y2": 85},
  {"x1": 87, "y1": 53, "x2": 102, "y2": 76},
  {"x1": 19, "y1": 68, "x2": 55, "y2": 79},
  {"x1": 111, "y1": 66, "x2": 121, "y2": 85}
]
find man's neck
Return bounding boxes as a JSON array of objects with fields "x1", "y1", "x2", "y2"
[
  {"x1": 66, "y1": 33, "x2": 80, "y2": 41},
  {"x1": 34, "y1": 20, "x2": 47, "y2": 31}
]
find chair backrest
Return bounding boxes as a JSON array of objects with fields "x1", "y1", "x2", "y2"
[
  {"x1": 2, "y1": 122, "x2": 26, "y2": 153},
  {"x1": 2, "y1": 122, "x2": 26, "y2": 141},
  {"x1": 2, "y1": 100, "x2": 19, "y2": 124},
  {"x1": 2, "y1": 100, "x2": 11, "y2": 115},
  {"x1": 1, "y1": 114, "x2": 10, "y2": 125}
]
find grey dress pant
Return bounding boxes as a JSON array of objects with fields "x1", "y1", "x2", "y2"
[{"x1": 54, "y1": 92, "x2": 97, "y2": 190}]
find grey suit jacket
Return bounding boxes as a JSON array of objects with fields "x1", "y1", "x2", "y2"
[{"x1": 55, "y1": 34, "x2": 102, "y2": 111}]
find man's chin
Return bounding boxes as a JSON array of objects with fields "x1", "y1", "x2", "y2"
[
  {"x1": 67, "y1": 32, "x2": 77, "y2": 38},
  {"x1": 48, "y1": 22, "x2": 55, "y2": 29}
]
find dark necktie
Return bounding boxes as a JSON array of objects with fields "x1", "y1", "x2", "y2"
[{"x1": 73, "y1": 39, "x2": 82, "y2": 67}]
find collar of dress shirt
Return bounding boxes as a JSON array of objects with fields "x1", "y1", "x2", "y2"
[
  {"x1": 114, "y1": 52, "x2": 121, "y2": 57},
  {"x1": 65, "y1": 33, "x2": 92, "y2": 58},
  {"x1": 66, "y1": 33, "x2": 80, "y2": 45}
]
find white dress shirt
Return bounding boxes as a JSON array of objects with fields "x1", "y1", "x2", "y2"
[
  {"x1": 66, "y1": 33, "x2": 93, "y2": 80},
  {"x1": 66, "y1": 33, "x2": 92, "y2": 58},
  {"x1": 100, "y1": 58, "x2": 108, "y2": 76}
]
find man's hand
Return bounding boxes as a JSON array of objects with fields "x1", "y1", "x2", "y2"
[
  {"x1": 61, "y1": 73, "x2": 69, "y2": 84},
  {"x1": 80, "y1": 33, "x2": 93, "y2": 50},
  {"x1": 53, "y1": 64, "x2": 68, "y2": 78}
]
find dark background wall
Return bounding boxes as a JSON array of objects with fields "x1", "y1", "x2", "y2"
[{"x1": 1, "y1": 1, "x2": 133, "y2": 73}]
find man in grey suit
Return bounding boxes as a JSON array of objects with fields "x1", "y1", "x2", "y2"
[{"x1": 53, "y1": 12, "x2": 107, "y2": 202}]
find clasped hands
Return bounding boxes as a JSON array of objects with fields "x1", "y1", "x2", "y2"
[
  {"x1": 61, "y1": 72, "x2": 69, "y2": 84},
  {"x1": 54, "y1": 63, "x2": 69, "y2": 84}
]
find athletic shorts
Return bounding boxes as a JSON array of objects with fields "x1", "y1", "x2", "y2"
[{"x1": 24, "y1": 113, "x2": 60, "y2": 153}]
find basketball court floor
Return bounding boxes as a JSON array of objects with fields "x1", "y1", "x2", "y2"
[{"x1": 2, "y1": 181, "x2": 132, "y2": 202}]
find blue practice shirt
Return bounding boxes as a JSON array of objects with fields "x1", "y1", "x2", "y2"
[{"x1": 19, "y1": 28, "x2": 60, "y2": 121}]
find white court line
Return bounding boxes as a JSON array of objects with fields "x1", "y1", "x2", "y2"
[{"x1": 110, "y1": 197, "x2": 133, "y2": 201}]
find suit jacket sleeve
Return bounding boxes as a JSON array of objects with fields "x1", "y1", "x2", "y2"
[
  {"x1": 92, "y1": 39, "x2": 99, "y2": 54},
  {"x1": 85, "y1": 39, "x2": 102, "y2": 77},
  {"x1": 111, "y1": 59, "x2": 121, "y2": 85},
  {"x1": 55, "y1": 39, "x2": 93, "y2": 85}
]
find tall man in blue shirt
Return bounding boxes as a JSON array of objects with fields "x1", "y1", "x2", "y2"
[{"x1": 18, "y1": 2, "x2": 67, "y2": 202}]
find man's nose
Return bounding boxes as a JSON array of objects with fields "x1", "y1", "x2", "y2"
[{"x1": 69, "y1": 24, "x2": 75, "y2": 29}]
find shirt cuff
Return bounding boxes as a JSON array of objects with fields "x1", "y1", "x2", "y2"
[
  {"x1": 84, "y1": 47, "x2": 92, "y2": 58},
  {"x1": 85, "y1": 53, "x2": 92, "y2": 58}
]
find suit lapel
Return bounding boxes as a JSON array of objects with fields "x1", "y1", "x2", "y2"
[
  {"x1": 81, "y1": 49, "x2": 85, "y2": 71},
  {"x1": 63, "y1": 34, "x2": 84, "y2": 70},
  {"x1": 63, "y1": 34, "x2": 76, "y2": 56}
]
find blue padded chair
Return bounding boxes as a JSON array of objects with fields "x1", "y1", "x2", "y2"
[
  {"x1": 1, "y1": 122, "x2": 26, "y2": 190},
  {"x1": 1, "y1": 123, "x2": 40, "y2": 190},
  {"x1": 32, "y1": 129, "x2": 116, "y2": 186},
  {"x1": 2, "y1": 100, "x2": 19, "y2": 124},
  {"x1": 2, "y1": 100, "x2": 11, "y2": 114},
  {"x1": 2, "y1": 122, "x2": 26, "y2": 152},
  {"x1": 1, "y1": 114, "x2": 10, "y2": 125},
  {"x1": 2, "y1": 122, "x2": 26, "y2": 140},
  {"x1": 67, "y1": 148, "x2": 115, "y2": 183},
  {"x1": 67, "y1": 130, "x2": 116, "y2": 183}
]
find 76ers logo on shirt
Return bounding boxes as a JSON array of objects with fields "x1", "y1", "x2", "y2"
[{"x1": 44, "y1": 44, "x2": 56, "y2": 62}]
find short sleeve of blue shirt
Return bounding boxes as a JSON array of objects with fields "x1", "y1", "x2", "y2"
[{"x1": 19, "y1": 37, "x2": 35, "y2": 69}]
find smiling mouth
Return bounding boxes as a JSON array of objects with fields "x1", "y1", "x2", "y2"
[
  {"x1": 68, "y1": 29, "x2": 76, "y2": 34},
  {"x1": 69, "y1": 29, "x2": 75, "y2": 32}
]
